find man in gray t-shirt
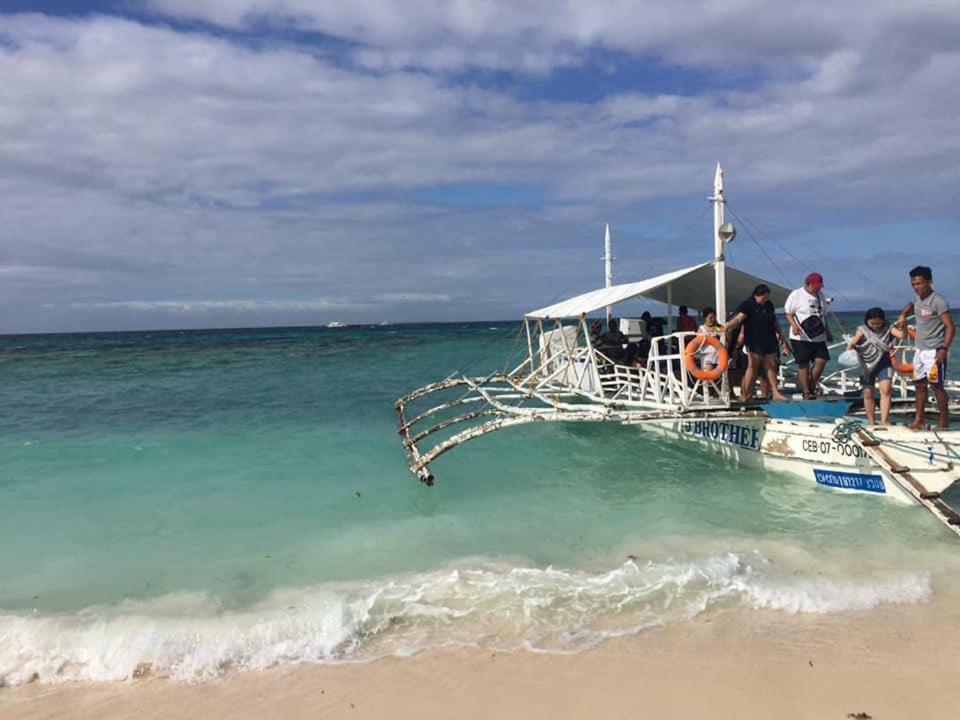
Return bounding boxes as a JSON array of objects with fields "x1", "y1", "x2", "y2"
[
  {"x1": 897, "y1": 265, "x2": 955, "y2": 429},
  {"x1": 913, "y1": 291, "x2": 950, "y2": 350}
]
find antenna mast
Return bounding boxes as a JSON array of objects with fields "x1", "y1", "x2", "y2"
[
  {"x1": 712, "y1": 164, "x2": 727, "y2": 322},
  {"x1": 603, "y1": 223, "x2": 614, "y2": 324}
]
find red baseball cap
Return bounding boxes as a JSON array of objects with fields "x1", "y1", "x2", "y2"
[{"x1": 805, "y1": 272, "x2": 824, "y2": 290}]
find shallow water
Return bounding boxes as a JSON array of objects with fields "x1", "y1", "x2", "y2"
[{"x1": 1, "y1": 320, "x2": 957, "y2": 685}]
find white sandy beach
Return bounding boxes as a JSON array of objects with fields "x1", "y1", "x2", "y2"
[{"x1": 5, "y1": 596, "x2": 960, "y2": 720}]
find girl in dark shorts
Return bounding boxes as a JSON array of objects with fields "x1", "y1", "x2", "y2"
[
  {"x1": 724, "y1": 284, "x2": 791, "y2": 401},
  {"x1": 846, "y1": 307, "x2": 904, "y2": 425}
]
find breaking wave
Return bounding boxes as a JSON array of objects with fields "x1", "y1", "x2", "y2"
[{"x1": 0, "y1": 552, "x2": 931, "y2": 686}]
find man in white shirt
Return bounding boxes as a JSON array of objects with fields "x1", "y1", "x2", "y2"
[{"x1": 784, "y1": 272, "x2": 833, "y2": 399}]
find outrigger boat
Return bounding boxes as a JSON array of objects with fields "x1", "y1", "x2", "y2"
[{"x1": 396, "y1": 166, "x2": 960, "y2": 536}]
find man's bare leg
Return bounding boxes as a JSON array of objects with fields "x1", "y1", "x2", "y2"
[
  {"x1": 810, "y1": 357, "x2": 827, "y2": 397},
  {"x1": 797, "y1": 364, "x2": 811, "y2": 398},
  {"x1": 933, "y1": 385, "x2": 950, "y2": 429},
  {"x1": 910, "y1": 381, "x2": 928, "y2": 430}
]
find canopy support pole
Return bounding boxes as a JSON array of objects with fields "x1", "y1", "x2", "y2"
[{"x1": 666, "y1": 283, "x2": 673, "y2": 332}]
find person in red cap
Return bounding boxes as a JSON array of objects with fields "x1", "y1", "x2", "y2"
[{"x1": 785, "y1": 272, "x2": 833, "y2": 399}]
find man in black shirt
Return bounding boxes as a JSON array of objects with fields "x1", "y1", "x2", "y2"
[{"x1": 724, "y1": 284, "x2": 791, "y2": 401}]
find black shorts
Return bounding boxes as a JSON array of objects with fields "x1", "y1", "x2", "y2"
[
  {"x1": 744, "y1": 335, "x2": 778, "y2": 356},
  {"x1": 791, "y1": 339, "x2": 829, "y2": 364}
]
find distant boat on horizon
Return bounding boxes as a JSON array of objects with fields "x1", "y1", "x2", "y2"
[{"x1": 326, "y1": 321, "x2": 347, "y2": 328}]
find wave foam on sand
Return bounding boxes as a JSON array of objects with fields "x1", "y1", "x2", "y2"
[{"x1": 0, "y1": 551, "x2": 931, "y2": 686}]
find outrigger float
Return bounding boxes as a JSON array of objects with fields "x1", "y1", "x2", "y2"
[{"x1": 396, "y1": 166, "x2": 960, "y2": 537}]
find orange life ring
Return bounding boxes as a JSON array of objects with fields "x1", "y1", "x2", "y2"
[
  {"x1": 684, "y1": 336, "x2": 729, "y2": 381},
  {"x1": 889, "y1": 327, "x2": 916, "y2": 375}
]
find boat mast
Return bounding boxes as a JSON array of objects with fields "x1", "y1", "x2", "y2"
[
  {"x1": 712, "y1": 164, "x2": 727, "y2": 322},
  {"x1": 604, "y1": 223, "x2": 613, "y2": 324}
]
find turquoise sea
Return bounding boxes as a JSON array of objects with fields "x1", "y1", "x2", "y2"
[{"x1": 2, "y1": 319, "x2": 959, "y2": 685}]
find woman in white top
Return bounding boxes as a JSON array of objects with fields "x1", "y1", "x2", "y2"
[{"x1": 696, "y1": 306, "x2": 724, "y2": 371}]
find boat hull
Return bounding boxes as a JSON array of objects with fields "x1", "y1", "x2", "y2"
[{"x1": 641, "y1": 416, "x2": 960, "y2": 504}]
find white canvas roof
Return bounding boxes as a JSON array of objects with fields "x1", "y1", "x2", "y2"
[{"x1": 525, "y1": 262, "x2": 791, "y2": 319}]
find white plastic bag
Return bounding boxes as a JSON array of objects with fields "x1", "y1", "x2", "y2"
[{"x1": 838, "y1": 348, "x2": 859, "y2": 367}]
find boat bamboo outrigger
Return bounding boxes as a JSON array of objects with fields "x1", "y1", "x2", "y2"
[{"x1": 396, "y1": 165, "x2": 960, "y2": 537}]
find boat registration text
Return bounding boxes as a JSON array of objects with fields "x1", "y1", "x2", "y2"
[
  {"x1": 681, "y1": 421, "x2": 760, "y2": 450},
  {"x1": 813, "y1": 468, "x2": 886, "y2": 493}
]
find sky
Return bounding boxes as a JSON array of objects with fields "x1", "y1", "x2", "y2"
[{"x1": 1, "y1": 1, "x2": 959, "y2": 333}]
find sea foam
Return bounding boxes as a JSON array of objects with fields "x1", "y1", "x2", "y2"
[{"x1": 0, "y1": 552, "x2": 931, "y2": 686}]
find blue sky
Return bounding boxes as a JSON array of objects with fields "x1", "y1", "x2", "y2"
[{"x1": 1, "y1": 1, "x2": 959, "y2": 332}]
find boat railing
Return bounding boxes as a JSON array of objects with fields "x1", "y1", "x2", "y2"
[
  {"x1": 776, "y1": 324, "x2": 959, "y2": 400},
  {"x1": 528, "y1": 320, "x2": 728, "y2": 411},
  {"x1": 812, "y1": 338, "x2": 916, "y2": 399}
]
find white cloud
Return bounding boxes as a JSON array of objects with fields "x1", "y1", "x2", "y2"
[
  {"x1": 375, "y1": 293, "x2": 452, "y2": 303},
  {"x1": 142, "y1": 0, "x2": 960, "y2": 74},
  {"x1": 67, "y1": 298, "x2": 353, "y2": 312},
  {"x1": 0, "y1": 6, "x2": 959, "y2": 332}
]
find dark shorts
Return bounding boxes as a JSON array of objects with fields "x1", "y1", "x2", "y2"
[
  {"x1": 861, "y1": 355, "x2": 894, "y2": 388},
  {"x1": 791, "y1": 339, "x2": 829, "y2": 364},
  {"x1": 744, "y1": 336, "x2": 779, "y2": 356}
]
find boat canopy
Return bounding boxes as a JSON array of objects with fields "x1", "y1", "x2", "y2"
[{"x1": 525, "y1": 261, "x2": 791, "y2": 319}]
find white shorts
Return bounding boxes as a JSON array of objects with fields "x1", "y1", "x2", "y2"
[{"x1": 913, "y1": 348, "x2": 946, "y2": 386}]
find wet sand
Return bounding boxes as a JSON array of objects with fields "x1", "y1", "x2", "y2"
[{"x1": 4, "y1": 598, "x2": 960, "y2": 720}]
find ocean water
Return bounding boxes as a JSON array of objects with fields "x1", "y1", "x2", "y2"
[{"x1": 1, "y1": 320, "x2": 958, "y2": 686}]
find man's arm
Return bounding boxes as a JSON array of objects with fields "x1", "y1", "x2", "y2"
[
  {"x1": 784, "y1": 312, "x2": 802, "y2": 337},
  {"x1": 897, "y1": 301, "x2": 914, "y2": 328},
  {"x1": 938, "y1": 311, "x2": 955, "y2": 364},
  {"x1": 774, "y1": 319, "x2": 792, "y2": 356},
  {"x1": 783, "y1": 292, "x2": 803, "y2": 336}
]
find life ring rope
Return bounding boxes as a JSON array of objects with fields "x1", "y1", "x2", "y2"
[
  {"x1": 889, "y1": 327, "x2": 916, "y2": 376},
  {"x1": 684, "y1": 335, "x2": 729, "y2": 381}
]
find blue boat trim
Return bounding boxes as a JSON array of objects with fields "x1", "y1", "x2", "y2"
[
  {"x1": 813, "y1": 468, "x2": 886, "y2": 493},
  {"x1": 763, "y1": 399, "x2": 852, "y2": 421}
]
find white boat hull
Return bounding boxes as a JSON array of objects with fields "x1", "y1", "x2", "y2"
[{"x1": 641, "y1": 416, "x2": 960, "y2": 504}]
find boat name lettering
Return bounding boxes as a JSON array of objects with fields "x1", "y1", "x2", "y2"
[
  {"x1": 801, "y1": 439, "x2": 866, "y2": 458},
  {"x1": 681, "y1": 421, "x2": 759, "y2": 449},
  {"x1": 813, "y1": 469, "x2": 885, "y2": 493}
]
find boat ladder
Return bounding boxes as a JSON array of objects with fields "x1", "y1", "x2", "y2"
[{"x1": 846, "y1": 426, "x2": 960, "y2": 538}]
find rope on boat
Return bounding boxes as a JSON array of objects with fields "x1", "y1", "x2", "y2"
[
  {"x1": 727, "y1": 206, "x2": 791, "y2": 287},
  {"x1": 832, "y1": 419, "x2": 860, "y2": 445},
  {"x1": 836, "y1": 423, "x2": 960, "y2": 537},
  {"x1": 612, "y1": 203, "x2": 711, "y2": 282},
  {"x1": 833, "y1": 419, "x2": 958, "y2": 463},
  {"x1": 728, "y1": 204, "x2": 850, "y2": 336},
  {"x1": 934, "y1": 429, "x2": 960, "y2": 465},
  {"x1": 419, "y1": 321, "x2": 531, "y2": 412}
]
